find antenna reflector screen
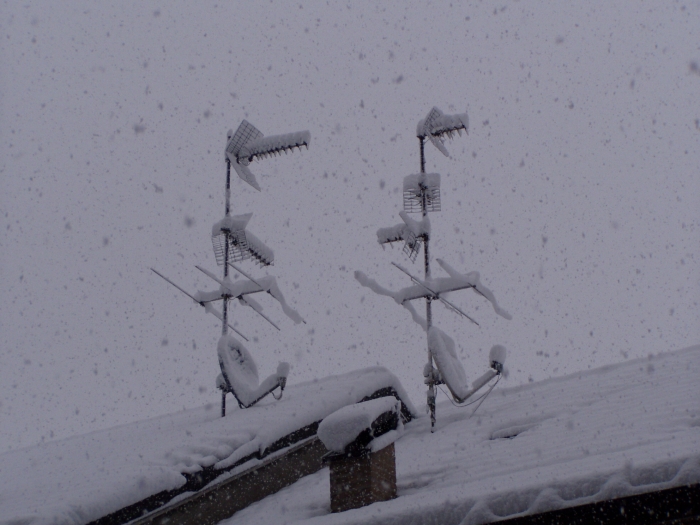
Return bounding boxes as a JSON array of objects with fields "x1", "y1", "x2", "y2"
[
  {"x1": 226, "y1": 120, "x2": 264, "y2": 159},
  {"x1": 212, "y1": 230, "x2": 251, "y2": 266},
  {"x1": 403, "y1": 173, "x2": 441, "y2": 213}
]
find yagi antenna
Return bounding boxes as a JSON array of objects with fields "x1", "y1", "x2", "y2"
[
  {"x1": 211, "y1": 213, "x2": 275, "y2": 269},
  {"x1": 229, "y1": 262, "x2": 307, "y2": 325},
  {"x1": 151, "y1": 117, "x2": 310, "y2": 417},
  {"x1": 225, "y1": 120, "x2": 310, "y2": 191},
  {"x1": 239, "y1": 297, "x2": 281, "y2": 331},
  {"x1": 356, "y1": 105, "x2": 512, "y2": 431},
  {"x1": 416, "y1": 107, "x2": 468, "y2": 158},
  {"x1": 150, "y1": 268, "x2": 249, "y2": 341},
  {"x1": 228, "y1": 262, "x2": 264, "y2": 288},
  {"x1": 194, "y1": 265, "x2": 282, "y2": 331},
  {"x1": 391, "y1": 263, "x2": 479, "y2": 326}
]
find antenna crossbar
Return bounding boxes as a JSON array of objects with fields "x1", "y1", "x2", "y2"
[
  {"x1": 228, "y1": 262, "x2": 264, "y2": 289},
  {"x1": 239, "y1": 297, "x2": 281, "y2": 331},
  {"x1": 195, "y1": 265, "x2": 281, "y2": 331},
  {"x1": 391, "y1": 263, "x2": 479, "y2": 326},
  {"x1": 150, "y1": 268, "x2": 249, "y2": 341}
]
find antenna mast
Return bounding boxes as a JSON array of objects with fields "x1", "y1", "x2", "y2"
[
  {"x1": 153, "y1": 119, "x2": 310, "y2": 417},
  {"x1": 418, "y1": 134, "x2": 437, "y2": 429},
  {"x1": 357, "y1": 107, "x2": 513, "y2": 431},
  {"x1": 222, "y1": 157, "x2": 232, "y2": 337}
]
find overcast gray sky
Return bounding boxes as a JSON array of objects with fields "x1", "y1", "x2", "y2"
[{"x1": 1, "y1": 1, "x2": 698, "y2": 453}]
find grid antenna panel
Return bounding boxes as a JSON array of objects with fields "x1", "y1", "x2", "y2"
[
  {"x1": 402, "y1": 230, "x2": 421, "y2": 262},
  {"x1": 226, "y1": 120, "x2": 264, "y2": 161},
  {"x1": 421, "y1": 107, "x2": 443, "y2": 137},
  {"x1": 211, "y1": 230, "x2": 250, "y2": 266},
  {"x1": 403, "y1": 186, "x2": 441, "y2": 213}
]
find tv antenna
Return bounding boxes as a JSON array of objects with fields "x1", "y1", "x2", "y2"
[
  {"x1": 153, "y1": 119, "x2": 310, "y2": 416},
  {"x1": 356, "y1": 107, "x2": 511, "y2": 431}
]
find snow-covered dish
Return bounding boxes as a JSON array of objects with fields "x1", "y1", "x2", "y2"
[
  {"x1": 428, "y1": 326, "x2": 470, "y2": 400},
  {"x1": 216, "y1": 334, "x2": 289, "y2": 408},
  {"x1": 428, "y1": 329, "x2": 508, "y2": 403}
]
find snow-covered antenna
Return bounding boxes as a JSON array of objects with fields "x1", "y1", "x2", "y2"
[
  {"x1": 357, "y1": 106, "x2": 510, "y2": 431},
  {"x1": 152, "y1": 118, "x2": 309, "y2": 417},
  {"x1": 150, "y1": 268, "x2": 249, "y2": 341},
  {"x1": 390, "y1": 262, "x2": 479, "y2": 326},
  {"x1": 194, "y1": 265, "x2": 282, "y2": 331},
  {"x1": 211, "y1": 213, "x2": 274, "y2": 268},
  {"x1": 217, "y1": 120, "x2": 309, "y2": 337},
  {"x1": 205, "y1": 120, "x2": 311, "y2": 415},
  {"x1": 416, "y1": 106, "x2": 468, "y2": 159},
  {"x1": 414, "y1": 107, "x2": 467, "y2": 430},
  {"x1": 225, "y1": 120, "x2": 310, "y2": 192}
]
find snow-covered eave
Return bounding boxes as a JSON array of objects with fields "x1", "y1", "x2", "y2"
[
  {"x1": 213, "y1": 345, "x2": 700, "y2": 525},
  {"x1": 0, "y1": 367, "x2": 418, "y2": 525}
]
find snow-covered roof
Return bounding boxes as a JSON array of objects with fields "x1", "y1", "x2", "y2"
[
  {"x1": 219, "y1": 345, "x2": 700, "y2": 525},
  {"x1": 0, "y1": 367, "x2": 416, "y2": 525},
  {"x1": 2, "y1": 347, "x2": 698, "y2": 525}
]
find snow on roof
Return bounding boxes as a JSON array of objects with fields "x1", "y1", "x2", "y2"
[
  {"x1": 318, "y1": 397, "x2": 401, "y2": 454},
  {"x1": 219, "y1": 345, "x2": 700, "y2": 525},
  {"x1": 0, "y1": 367, "x2": 416, "y2": 525}
]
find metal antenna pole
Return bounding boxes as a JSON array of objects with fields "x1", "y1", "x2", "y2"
[
  {"x1": 420, "y1": 136, "x2": 437, "y2": 432},
  {"x1": 222, "y1": 158, "x2": 231, "y2": 337},
  {"x1": 220, "y1": 157, "x2": 232, "y2": 416}
]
